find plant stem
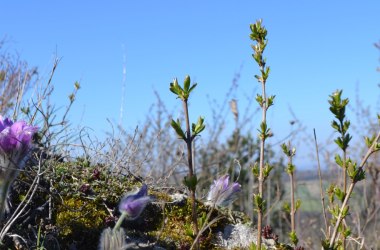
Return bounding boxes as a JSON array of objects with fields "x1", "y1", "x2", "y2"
[
  {"x1": 190, "y1": 205, "x2": 215, "y2": 250},
  {"x1": 257, "y1": 67, "x2": 267, "y2": 250},
  {"x1": 182, "y1": 99, "x2": 199, "y2": 249},
  {"x1": 0, "y1": 179, "x2": 11, "y2": 219},
  {"x1": 313, "y1": 129, "x2": 328, "y2": 234},
  {"x1": 113, "y1": 212, "x2": 127, "y2": 233},
  {"x1": 339, "y1": 119, "x2": 348, "y2": 249},
  {"x1": 329, "y1": 131, "x2": 380, "y2": 247},
  {"x1": 290, "y1": 165, "x2": 295, "y2": 233}
]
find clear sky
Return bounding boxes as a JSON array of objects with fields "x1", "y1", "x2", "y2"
[{"x1": 1, "y1": 1, "x2": 379, "y2": 168}]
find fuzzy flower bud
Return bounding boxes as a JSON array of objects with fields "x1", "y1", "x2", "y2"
[
  {"x1": 112, "y1": 184, "x2": 152, "y2": 235},
  {"x1": 118, "y1": 184, "x2": 151, "y2": 220},
  {"x1": 206, "y1": 175, "x2": 241, "y2": 207}
]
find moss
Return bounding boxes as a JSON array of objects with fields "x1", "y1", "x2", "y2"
[
  {"x1": 146, "y1": 196, "x2": 232, "y2": 249},
  {"x1": 50, "y1": 159, "x2": 146, "y2": 249},
  {"x1": 9, "y1": 158, "x2": 255, "y2": 249},
  {"x1": 55, "y1": 197, "x2": 108, "y2": 249}
]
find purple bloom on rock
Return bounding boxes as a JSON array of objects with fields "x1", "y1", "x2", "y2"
[
  {"x1": 207, "y1": 175, "x2": 241, "y2": 207},
  {"x1": 119, "y1": 184, "x2": 151, "y2": 220}
]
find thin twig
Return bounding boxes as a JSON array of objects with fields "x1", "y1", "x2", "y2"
[{"x1": 313, "y1": 129, "x2": 328, "y2": 234}]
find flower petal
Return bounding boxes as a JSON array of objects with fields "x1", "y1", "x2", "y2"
[
  {"x1": 123, "y1": 196, "x2": 151, "y2": 220},
  {"x1": 207, "y1": 175, "x2": 241, "y2": 207},
  {"x1": 118, "y1": 184, "x2": 151, "y2": 220}
]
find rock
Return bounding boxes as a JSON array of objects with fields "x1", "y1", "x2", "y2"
[{"x1": 214, "y1": 223, "x2": 278, "y2": 249}]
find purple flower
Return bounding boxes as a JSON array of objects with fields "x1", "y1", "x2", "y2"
[
  {"x1": 0, "y1": 116, "x2": 38, "y2": 217},
  {"x1": 119, "y1": 184, "x2": 151, "y2": 220},
  {"x1": 207, "y1": 175, "x2": 241, "y2": 207},
  {"x1": 0, "y1": 116, "x2": 38, "y2": 157}
]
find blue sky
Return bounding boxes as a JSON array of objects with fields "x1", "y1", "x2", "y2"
[{"x1": 1, "y1": 1, "x2": 379, "y2": 167}]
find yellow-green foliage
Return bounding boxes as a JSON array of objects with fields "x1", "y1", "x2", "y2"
[
  {"x1": 149, "y1": 198, "x2": 228, "y2": 249},
  {"x1": 55, "y1": 197, "x2": 108, "y2": 236},
  {"x1": 13, "y1": 158, "x2": 249, "y2": 249},
  {"x1": 50, "y1": 159, "x2": 140, "y2": 249}
]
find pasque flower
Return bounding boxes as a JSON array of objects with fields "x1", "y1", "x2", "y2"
[
  {"x1": 207, "y1": 175, "x2": 241, "y2": 207},
  {"x1": 0, "y1": 117, "x2": 38, "y2": 157},
  {"x1": 0, "y1": 116, "x2": 38, "y2": 216},
  {"x1": 100, "y1": 184, "x2": 151, "y2": 249},
  {"x1": 118, "y1": 184, "x2": 151, "y2": 220}
]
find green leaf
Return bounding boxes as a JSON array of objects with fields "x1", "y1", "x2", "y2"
[
  {"x1": 343, "y1": 227, "x2": 351, "y2": 238},
  {"x1": 343, "y1": 120, "x2": 350, "y2": 132},
  {"x1": 255, "y1": 94, "x2": 264, "y2": 107},
  {"x1": 184, "y1": 75, "x2": 191, "y2": 92},
  {"x1": 254, "y1": 74, "x2": 262, "y2": 82},
  {"x1": 183, "y1": 175, "x2": 198, "y2": 192},
  {"x1": 342, "y1": 205, "x2": 349, "y2": 218},
  {"x1": 334, "y1": 154, "x2": 343, "y2": 167},
  {"x1": 281, "y1": 143, "x2": 289, "y2": 155},
  {"x1": 334, "y1": 137, "x2": 344, "y2": 149},
  {"x1": 329, "y1": 204, "x2": 340, "y2": 218},
  {"x1": 263, "y1": 66, "x2": 270, "y2": 81},
  {"x1": 289, "y1": 231, "x2": 298, "y2": 246},
  {"x1": 192, "y1": 116, "x2": 205, "y2": 136},
  {"x1": 254, "y1": 194, "x2": 266, "y2": 212},
  {"x1": 169, "y1": 78, "x2": 180, "y2": 95},
  {"x1": 74, "y1": 81, "x2": 81, "y2": 90},
  {"x1": 286, "y1": 163, "x2": 295, "y2": 174},
  {"x1": 171, "y1": 119, "x2": 186, "y2": 140},
  {"x1": 184, "y1": 222, "x2": 194, "y2": 238},
  {"x1": 326, "y1": 184, "x2": 335, "y2": 203},
  {"x1": 267, "y1": 95, "x2": 275, "y2": 108},
  {"x1": 343, "y1": 133, "x2": 352, "y2": 148},
  {"x1": 283, "y1": 202, "x2": 290, "y2": 213},
  {"x1": 354, "y1": 169, "x2": 365, "y2": 182},
  {"x1": 331, "y1": 120, "x2": 340, "y2": 132},
  {"x1": 334, "y1": 187, "x2": 345, "y2": 203},
  {"x1": 296, "y1": 199, "x2": 301, "y2": 210},
  {"x1": 364, "y1": 135, "x2": 376, "y2": 148},
  {"x1": 198, "y1": 212, "x2": 207, "y2": 228},
  {"x1": 251, "y1": 162, "x2": 259, "y2": 178},
  {"x1": 364, "y1": 136, "x2": 372, "y2": 148},
  {"x1": 263, "y1": 163, "x2": 273, "y2": 179},
  {"x1": 21, "y1": 107, "x2": 30, "y2": 115},
  {"x1": 346, "y1": 160, "x2": 365, "y2": 182},
  {"x1": 188, "y1": 83, "x2": 197, "y2": 94},
  {"x1": 258, "y1": 121, "x2": 272, "y2": 139}
]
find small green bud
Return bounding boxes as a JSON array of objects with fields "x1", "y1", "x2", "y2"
[
  {"x1": 295, "y1": 199, "x2": 301, "y2": 210},
  {"x1": 251, "y1": 162, "x2": 259, "y2": 178},
  {"x1": 283, "y1": 202, "x2": 290, "y2": 213},
  {"x1": 254, "y1": 194, "x2": 266, "y2": 212},
  {"x1": 263, "y1": 163, "x2": 273, "y2": 179},
  {"x1": 333, "y1": 187, "x2": 345, "y2": 203},
  {"x1": 74, "y1": 81, "x2": 81, "y2": 90},
  {"x1": 289, "y1": 231, "x2": 298, "y2": 246},
  {"x1": 183, "y1": 175, "x2": 198, "y2": 192},
  {"x1": 192, "y1": 116, "x2": 205, "y2": 136}
]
